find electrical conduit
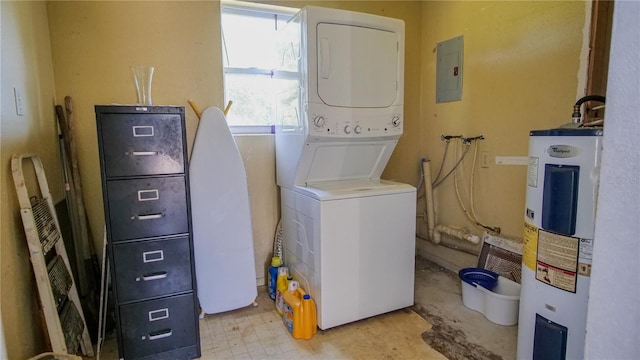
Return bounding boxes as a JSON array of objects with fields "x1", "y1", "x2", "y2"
[{"x1": 422, "y1": 158, "x2": 437, "y2": 243}]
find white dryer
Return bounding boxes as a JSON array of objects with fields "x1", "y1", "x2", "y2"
[{"x1": 275, "y1": 6, "x2": 415, "y2": 329}]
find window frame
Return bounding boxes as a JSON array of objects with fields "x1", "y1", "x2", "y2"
[{"x1": 220, "y1": 1, "x2": 298, "y2": 134}]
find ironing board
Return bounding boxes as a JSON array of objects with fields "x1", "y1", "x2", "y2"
[{"x1": 189, "y1": 107, "x2": 257, "y2": 315}]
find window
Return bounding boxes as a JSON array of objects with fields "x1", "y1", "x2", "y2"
[{"x1": 221, "y1": 1, "x2": 298, "y2": 133}]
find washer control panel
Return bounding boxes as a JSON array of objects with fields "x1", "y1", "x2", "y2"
[{"x1": 309, "y1": 113, "x2": 403, "y2": 138}]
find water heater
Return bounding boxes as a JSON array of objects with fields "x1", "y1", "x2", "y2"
[{"x1": 517, "y1": 128, "x2": 603, "y2": 360}]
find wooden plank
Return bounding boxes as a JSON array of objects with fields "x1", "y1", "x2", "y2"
[
  {"x1": 586, "y1": 0, "x2": 614, "y2": 122},
  {"x1": 64, "y1": 97, "x2": 94, "y2": 295},
  {"x1": 55, "y1": 105, "x2": 88, "y2": 295}
]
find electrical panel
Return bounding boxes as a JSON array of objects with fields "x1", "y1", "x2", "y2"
[{"x1": 436, "y1": 35, "x2": 463, "y2": 103}]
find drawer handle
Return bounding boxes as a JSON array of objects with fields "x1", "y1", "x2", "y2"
[
  {"x1": 131, "y1": 151, "x2": 158, "y2": 156},
  {"x1": 136, "y1": 213, "x2": 163, "y2": 221},
  {"x1": 142, "y1": 271, "x2": 168, "y2": 281},
  {"x1": 148, "y1": 329, "x2": 172, "y2": 341}
]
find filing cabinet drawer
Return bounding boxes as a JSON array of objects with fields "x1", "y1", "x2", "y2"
[
  {"x1": 112, "y1": 236, "x2": 193, "y2": 303},
  {"x1": 106, "y1": 176, "x2": 188, "y2": 241},
  {"x1": 98, "y1": 113, "x2": 185, "y2": 177},
  {"x1": 119, "y1": 293, "x2": 197, "y2": 359}
]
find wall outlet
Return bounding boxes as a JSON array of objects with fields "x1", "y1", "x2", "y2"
[
  {"x1": 14, "y1": 87, "x2": 24, "y2": 116},
  {"x1": 480, "y1": 151, "x2": 490, "y2": 168}
]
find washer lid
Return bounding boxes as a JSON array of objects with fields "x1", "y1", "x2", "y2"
[
  {"x1": 300, "y1": 140, "x2": 397, "y2": 184},
  {"x1": 297, "y1": 179, "x2": 415, "y2": 200}
]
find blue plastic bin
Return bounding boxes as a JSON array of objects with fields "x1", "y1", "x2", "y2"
[{"x1": 458, "y1": 268, "x2": 499, "y2": 290}]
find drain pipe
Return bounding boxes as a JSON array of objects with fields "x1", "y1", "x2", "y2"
[
  {"x1": 433, "y1": 224, "x2": 480, "y2": 245},
  {"x1": 415, "y1": 233, "x2": 480, "y2": 256},
  {"x1": 421, "y1": 158, "x2": 481, "y2": 245}
]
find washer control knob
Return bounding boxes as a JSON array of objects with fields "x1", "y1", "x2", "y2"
[
  {"x1": 392, "y1": 116, "x2": 401, "y2": 127},
  {"x1": 313, "y1": 116, "x2": 326, "y2": 127},
  {"x1": 344, "y1": 125, "x2": 352, "y2": 134},
  {"x1": 354, "y1": 125, "x2": 362, "y2": 134}
]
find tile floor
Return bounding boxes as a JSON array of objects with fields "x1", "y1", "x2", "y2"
[{"x1": 96, "y1": 256, "x2": 518, "y2": 360}]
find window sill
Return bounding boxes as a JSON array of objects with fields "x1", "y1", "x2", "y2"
[{"x1": 229, "y1": 125, "x2": 275, "y2": 135}]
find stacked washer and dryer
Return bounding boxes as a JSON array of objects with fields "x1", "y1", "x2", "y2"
[{"x1": 275, "y1": 6, "x2": 416, "y2": 330}]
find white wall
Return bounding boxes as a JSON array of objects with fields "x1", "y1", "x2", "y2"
[{"x1": 585, "y1": 1, "x2": 640, "y2": 358}]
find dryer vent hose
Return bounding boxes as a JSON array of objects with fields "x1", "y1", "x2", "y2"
[{"x1": 273, "y1": 219, "x2": 284, "y2": 263}]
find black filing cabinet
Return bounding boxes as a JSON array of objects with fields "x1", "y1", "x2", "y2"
[{"x1": 96, "y1": 105, "x2": 200, "y2": 359}]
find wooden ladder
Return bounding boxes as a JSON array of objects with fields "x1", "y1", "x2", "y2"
[{"x1": 11, "y1": 154, "x2": 93, "y2": 357}]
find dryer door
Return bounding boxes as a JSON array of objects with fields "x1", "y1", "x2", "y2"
[{"x1": 316, "y1": 23, "x2": 399, "y2": 108}]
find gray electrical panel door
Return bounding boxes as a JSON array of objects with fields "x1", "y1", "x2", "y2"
[{"x1": 436, "y1": 35, "x2": 463, "y2": 103}]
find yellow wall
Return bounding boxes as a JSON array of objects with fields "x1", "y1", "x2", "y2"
[
  {"x1": 417, "y1": 1, "x2": 588, "y2": 266},
  {"x1": 1, "y1": 1, "x2": 62, "y2": 357}
]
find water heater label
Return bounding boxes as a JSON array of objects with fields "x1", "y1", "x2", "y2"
[
  {"x1": 579, "y1": 238, "x2": 594, "y2": 262},
  {"x1": 578, "y1": 238, "x2": 594, "y2": 277},
  {"x1": 536, "y1": 263, "x2": 577, "y2": 293},
  {"x1": 578, "y1": 263, "x2": 592, "y2": 277},
  {"x1": 535, "y1": 230, "x2": 579, "y2": 293},
  {"x1": 547, "y1": 145, "x2": 581, "y2": 158},
  {"x1": 523, "y1": 222, "x2": 539, "y2": 271},
  {"x1": 528, "y1": 157, "x2": 539, "y2": 187}
]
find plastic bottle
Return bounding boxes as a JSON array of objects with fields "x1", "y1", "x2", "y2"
[
  {"x1": 282, "y1": 281, "x2": 299, "y2": 333},
  {"x1": 275, "y1": 266, "x2": 289, "y2": 315},
  {"x1": 267, "y1": 257, "x2": 281, "y2": 301},
  {"x1": 300, "y1": 294, "x2": 317, "y2": 339},
  {"x1": 282, "y1": 282, "x2": 317, "y2": 339}
]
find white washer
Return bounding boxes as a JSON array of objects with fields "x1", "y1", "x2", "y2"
[{"x1": 281, "y1": 180, "x2": 415, "y2": 329}]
